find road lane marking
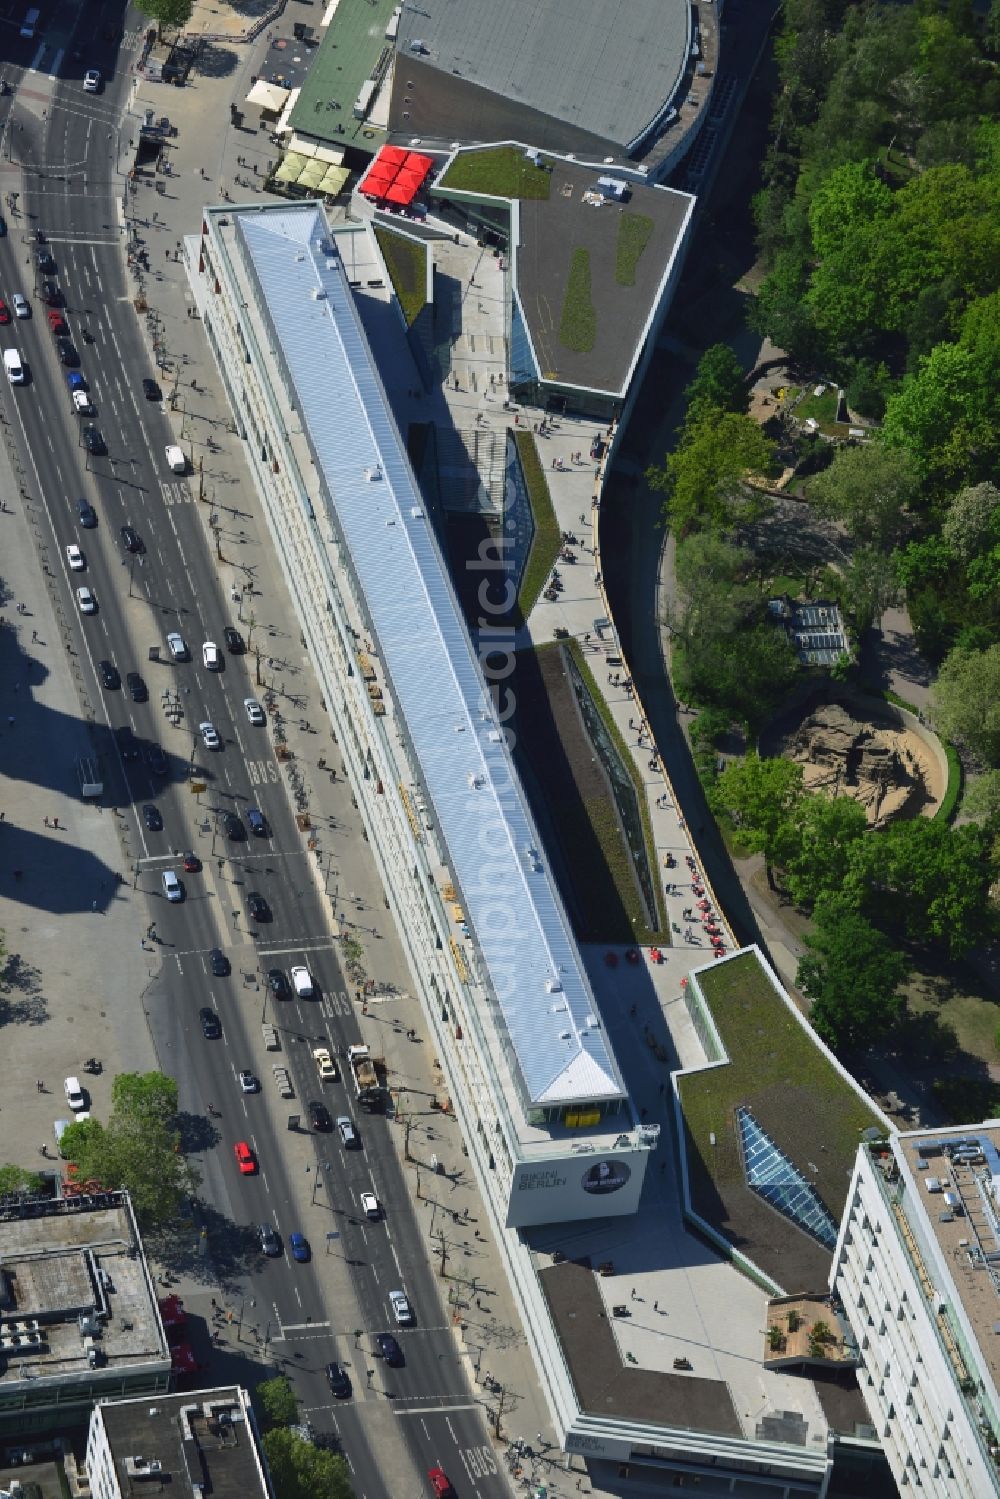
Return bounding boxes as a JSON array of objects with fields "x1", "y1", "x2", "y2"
[{"x1": 393, "y1": 1403, "x2": 481, "y2": 1415}]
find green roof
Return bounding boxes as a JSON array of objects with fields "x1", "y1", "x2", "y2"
[{"x1": 288, "y1": 0, "x2": 399, "y2": 150}]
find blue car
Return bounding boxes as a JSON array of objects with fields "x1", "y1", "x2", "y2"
[
  {"x1": 67, "y1": 370, "x2": 87, "y2": 391},
  {"x1": 289, "y1": 1232, "x2": 310, "y2": 1263}
]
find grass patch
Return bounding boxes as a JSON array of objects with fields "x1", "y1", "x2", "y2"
[
  {"x1": 513, "y1": 431, "x2": 560, "y2": 624},
  {"x1": 679, "y1": 951, "x2": 884, "y2": 1223},
  {"x1": 439, "y1": 146, "x2": 552, "y2": 199},
  {"x1": 374, "y1": 226, "x2": 427, "y2": 327},
  {"x1": 796, "y1": 387, "x2": 839, "y2": 425},
  {"x1": 615, "y1": 212, "x2": 655, "y2": 286},
  {"x1": 936, "y1": 741, "x2": 962, "y2": 823},
  {"x1": 559, "y1": 248, "x2": 597, "y2": 353}
]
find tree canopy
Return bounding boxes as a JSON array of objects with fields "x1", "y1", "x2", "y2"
[
  {"x1": 806, "y1": 443, "x2": 920, "y2": 546},
  {"x1": 132, "y1": 0, "x2": 193, "y2": 35},
  {"x1": 257, "y1": 1376, "x2": 299, "y2": 1428},
  {"x1": 714, "y1": 755, "x2": 804, "y2": 865},
  {"x1": 798, "y1": 899, "x2": 907, "y2": 1049},
  {"x1": 648, "y1": 407, "x2": 776, "y2": 536},
  {"x1": 262, "y1": 1430, "x2": 353, "y2": 1499},
  {"x1": 931, "y1": 643, "x2": 1000, "y2": 765}
]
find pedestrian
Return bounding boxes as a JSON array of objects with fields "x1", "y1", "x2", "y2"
[
  {"x1": 628, "y1": 717, "x2": 635, "y2": 730},
  {"x1": 36, "y1": 1078, "x2": 43, "y2": 1092},
  {"x1": 43, "y1": 816, "x2": 49, "y2": 827},
  {"x1": 31, "y1": 629, "x2": 37, "y2": 641},
  {"x1": 53, "y1": 817, "x2": 59, "y2": 829},
  {"x1": 630, "y1": 1287, "x2": 636, "y2": 1301},
  {"x1": 91, "y1": 899, "x2": 98, "y2": 913},
  {"x1": 653, "y1": 1300, "x2": 659, "y2": 1312}
]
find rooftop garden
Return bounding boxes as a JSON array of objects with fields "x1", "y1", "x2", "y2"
[
  {"x1": 440, "y1": 146, "x2": 552, "y2": 200},
  {"x1": 616, "y1": 212, "x2": 655, "y2": 286},
  {"x1": 512, "y1": 431, "x2": 560, "y2": 623},
  {"x1": 374, "y1": 225, "x2": 427, "y2": 327},
  {"x1": 679, "y1": 951, "x2": 884, "y2": 1223},
  {"x1": 559, "y1": 248, "x2": 597, "y2": 353}
]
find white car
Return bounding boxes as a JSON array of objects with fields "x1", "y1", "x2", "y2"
[
  {"x1": 77, "y1": 585, "x2": 96, "y2": 614},
  {"x1": 291, "y1": 965, "x2": 314, "y2": 998},
  {"x1": 162, "y1": 869, "x2": 183, "y2": 902},
  {"x1": 165, "y1": 443, "x2": 186, "y2": 474},
  {"x1": 199, "y1": 721, "x2": 220, "y2": 750},
  {"x1": 64, "y1": 1076, "x2": 86, "y2": 1111},
  {"x1": 244, "y1": 697, "x2": 266, "y2": 726},
  {"x1": 360, "y1": 1191, "x2": 380, "y2": 1220},
  {"x1": 83, "y1": 69, "x2": 101, "y2": 92},
  {"x1": 72, "y1": 389, "x2": 94, "y2": 415},
  {"x1": 389, "y1": 1289, "x2": 413, "y2": 1325},
  {"x1": 165, "y1": 632, "x2": 189, "y2": 661},
  {"x1": 238, "y1": 1070, "x2": 259, "y2": 1093},
  {"x1": 313, "y1": 1046, "x2": 336, "y2": 1080},
  {"x1": 12, "y1": 293, "x2": 29, "y2": 319},
  {"x1": 66, "y1": 544, "x2": 85, "y2": 571},
  {"x1": 202, "y1": 640, "x2": 221, "y2": 670}
]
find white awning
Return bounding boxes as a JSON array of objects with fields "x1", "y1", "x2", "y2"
[
  {"x1": 288, "y1": 134, "x2": 345, "y2": 166},
  {"x1": 246, "y1": 79, "x2": 290, "y2": 112}
]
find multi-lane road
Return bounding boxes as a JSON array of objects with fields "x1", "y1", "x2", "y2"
[{"x1": 0, "y1": 17, "x2": 511, "y2": 1498}]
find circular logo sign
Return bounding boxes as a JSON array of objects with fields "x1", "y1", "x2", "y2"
[{"x1": 581, "y1": 1160, "x2": 631, "y2": 1195}]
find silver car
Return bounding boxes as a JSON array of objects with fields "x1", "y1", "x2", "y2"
[
  {"x1": 166, "y1": 631, "x2": 189, "y2": 661},
  {"x1": 244, "y1": 697, "x2": 266, "y2": 725},
  {"x1": 199, "y1": 721, "x2": 220, "y2": 750},
  {"x1": 12, "y1": 293, "x2": 29, "y2": 319}
]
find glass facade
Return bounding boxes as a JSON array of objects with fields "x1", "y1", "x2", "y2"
[{"x1": 737, "y1": 1106, "x2": 838, "y2": 1249}]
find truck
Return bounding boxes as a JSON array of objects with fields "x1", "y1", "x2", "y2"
[{"x1": 347, "y1": 1044, "x2": 384, "y2": 1112}]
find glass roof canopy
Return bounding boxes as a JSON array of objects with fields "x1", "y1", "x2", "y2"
[{"x1": 736, "y1": 1106, "x2": 839, "y2": 1249}]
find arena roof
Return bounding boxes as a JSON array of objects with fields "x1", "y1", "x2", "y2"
[
  {"x1": 235, "y1": 207, "x2": 627, "y2": 1113},
  {"x1": 395, "y1": 0, "x2": 692, "y2": 154}
]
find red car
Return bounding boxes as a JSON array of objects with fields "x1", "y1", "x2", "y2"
[
  {"x1": 427, "y1": 1471, "x2": 456, "y2": 1498},
  {"x1": 0, "y1": 299, "x2": 10, "y2": 325},
  {"x1": 234, "y1": 1141, "x2": 257, "y2": 1175},
  {"x1": 47, "y1": 310, "x2": 67, "y2": 335},
  {"x1": 182, "y1": 851, "x2": 201, "y2": 873}
]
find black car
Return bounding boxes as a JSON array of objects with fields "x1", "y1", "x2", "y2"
[
  {"x1": 376, "y1": 1333, "x2": 403, "y2": 1366},
  {"x1": 259, "y1": 1223, "x2": 281, "y2": 1257},
  {"x1": 126, "y1": 671, "x2": 147, "y2": 702},
  {"x1": 41, "y1": 278, "x2": 61, "y2": 306},
  {"x1": 77, "y1": 498, "x2": 97, "y2": 528},
  {"x1": 221, "y1": 812, "x2": 244, "y2": 840},
  {"x1": 267, "y1": 968, "x2": 290, "y2": 999},
  {"x1": 200, "y1": 1007, "x2": 221, "y2": 1038},
  {"x1": 98, "y1": 659, "x2": 120, "y2": 690},
  {"x1": 146, "y1": 744, "x2": 168, "y2": 776},
  {"x1": 142, "y1": 803, "x2": 163, "y2": 832},
  {"x1": 36, "y1": 249, "x2": 56, "y2": 274},
  {"x1": 223, "y1": 626, "x2": 245, "y2": 653},
  {"x1": 326, "y1": 1362, "x2": 351, "y2": 1398},
  {"x1": 308, "y1": 1100, "x2": 332, "y2": 1132},
  {"x1": 120, "y1": 524, "x2": 142, "y2": 554},
  {"x1": 81, "y1": 424, "x2": 105, "y2": 455},
  {"x1": 209, "y1": 948, "x2": 230, "y2": 977},
  {"x1": 141, "y1": 377, "x2": 161, "y2": 401},
  {"x1": 247, "y1": 891, "x2": 270, "y2": 923},
  {"x1": 56, "y1": 338, "x2": 79, "y2": 367},
  {"x1": 117, "y1": 726, "x2": 140, "y2": 761}
]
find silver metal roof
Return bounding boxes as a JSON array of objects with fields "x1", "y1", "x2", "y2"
[
  {"x1": 237, "y1": 207, "x2": 626, "y2": 1111},
  {"x1": 396, "y1": 0, "x2": 691, "y2": 153}
]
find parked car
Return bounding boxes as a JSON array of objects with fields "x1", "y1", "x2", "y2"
[
  {"x1": 64, "y1": 1076, "x2": 86, "y2": 1111},
  {"x1": 41, "y1": 278, "x2": 60, "y2": 306},
  {"x1": 223, "y1": 626, "x2": 245, "y2": 653},
  {"x1": 165, "y1": 443, "x2": 186, "y2": 473},
  {"x1": 56, "y1": 337, "x2": 79, "y2": 367},
  {"x1": 72, "y1": 389, "x2": 94, "y2": 415},
  {"x1": 142, "y1": 377, "x2": 161, "y2": 401},
  {"x1": 81, "y1": 423, "x2": 105, "y2": 454},
  {"x1": 46, "y1": 309, "x2": 67, "y2": 335}
]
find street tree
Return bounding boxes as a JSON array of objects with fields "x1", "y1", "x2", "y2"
[
  {"x1": 931, "y1": 643, "x2": 1000, "y2": 764},
  {"x1": 685, "y1": 344, "x2": 749, "y2": 416},
  {"x1": 674, "y1": 621, "x2": 798, "y2": 732},
  {"x1": 262, "y1": 1429, "x2": 354, "y2": 1499},
  {"x1": 797, "y1": 901, "x2": 907, "y2": 1050},
  {"x1": 648, "y1": 409, "x2": 776, "y2": 536},
  {"x1": 841, "y1": 544, "x2": 899, "y2": 635},
  {"x1": 111, "y1": 1071, "x2": 178, "y2": 1128},
  {"x1": 0, "y1": 1165, "x2": 45, "y2": 1197},
  {"x1": 715, "y1": 755, "x2": 804, "y2": 873},
  {"x1": 257, "y1": 1376, "x2": 299, "y2": 1428},
  {"x1": 962, "y1": 770, "x2": 1000, "y2": 826},
  {"x1": 60, "y1": 1111, "x2": 196, "y2": 1228},
  {"x1": 132, "y1": 0, "x2": 193, "y2": 39},
  {"x1": 941, "y1": 481, "x2": 1000, "y2": 563},
  {"x1": 846, "y1": 818, "x2": 994, "y2": 956},
  {"x1": 772, "y1": 792, "x2": 869, "y2": 909},
  {"x1": 806, "y1": 443, "x2": 920, "y2": 546}
]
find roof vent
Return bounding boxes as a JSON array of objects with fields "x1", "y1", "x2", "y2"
[
  {"x1": 585, "y1": 1015, "x2": 600, "y2": 1029},
  {"x1": 364, "y1": 464, "x2": 383, "y2": 482},
  {"x1": 410, "y1": 505, "x2": 424, "y2": 519},
  {"x1": 559, "y1": 1030, "x2": 571, "y2": 1041},
  {"x1": 467, "y1": 771, "x2": 484, "y2": 790},
  {"x1": 310, "y1": 287, "x2": 327, "y2": 302},
  {"x1": 545, "y1": 978, "x2": 563, "y2": 994}
]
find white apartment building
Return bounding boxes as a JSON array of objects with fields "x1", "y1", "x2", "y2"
[
  {"x1": 188, "y1": 201, "x2": 656, "y2": 1233},
  {"x1": 86, "y1": 1388, "x2": 270, "y2": 1499},
  {"x1": 832, "y1": 1124, "x2": 1000, "y2": 1495}
]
